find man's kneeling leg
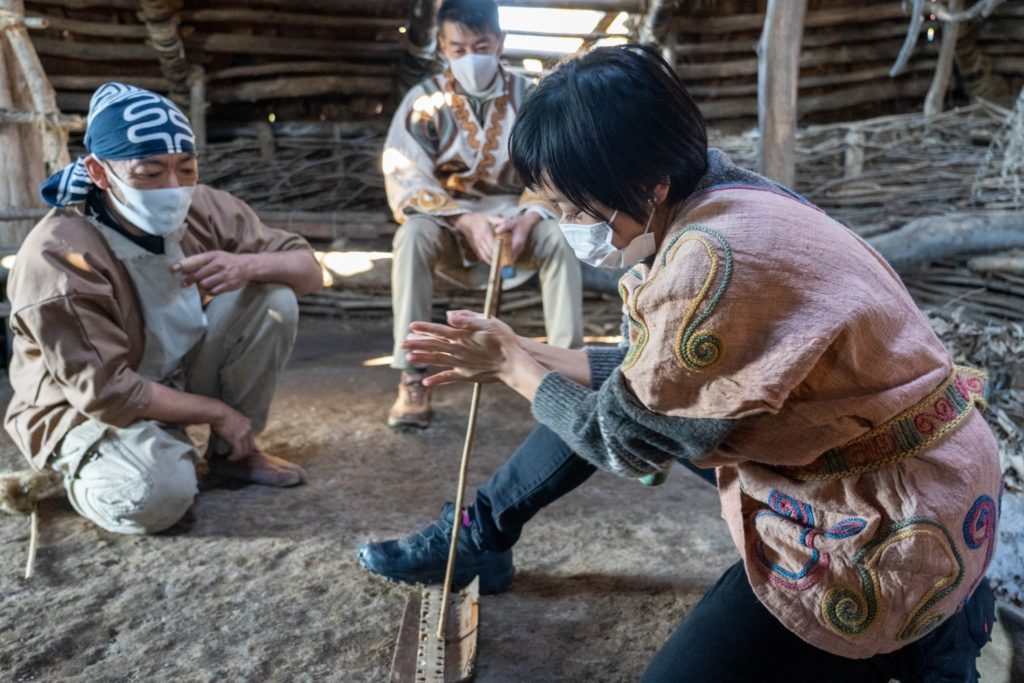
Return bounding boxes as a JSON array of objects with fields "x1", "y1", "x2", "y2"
[{"x1": 55, "y1": 420, "x2": 199, "y2": 534}]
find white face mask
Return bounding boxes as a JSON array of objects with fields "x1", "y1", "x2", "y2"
[
  {"x1": 450, "y1": 53, "x2": 501, "y2": 98},
  {"x1": 559, "y1": 209, "x2": 657, "y2": 269},
  {"x1": 102, "y1": 161, "x2": 195, "y2": 237}
]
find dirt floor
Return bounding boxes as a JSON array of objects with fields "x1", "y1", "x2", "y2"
[{"x1": 1, "y1": 317, "x2": 1021, "y2": 682}]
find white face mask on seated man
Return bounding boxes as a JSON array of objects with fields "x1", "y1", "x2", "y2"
[
  {"x1": 450, "y1": 53, "x2": 501, "y2": 98},
  {"x1": 99, "y1": 158, "x2": 196, "y2": 237}
]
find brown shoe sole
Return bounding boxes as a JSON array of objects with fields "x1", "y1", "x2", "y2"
[{"x1": 387, "y1": 413, "x2": 432, "y2": 430}]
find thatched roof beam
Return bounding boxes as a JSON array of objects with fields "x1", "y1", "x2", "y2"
[
  {"x1": 676, "y1": 40, "x2": 938, "y2": 81},
  {"x1": 181, "y1": 8, "x2": 403, "y2": 31},
  {"x1": 187, "y1": 33, "x2": 401, "y2": 59},
  {"x1": 138, "y1": 0, "x2": 189, "y2": 103},
  {"x1": 49, "y1": 74, "x2": 167, "y2": 91},
  {"x1": 210, "y1": 60, "x2": 394, "y2": 81},
  {"x1": 674, "y1": 4, "x2": 908, "y2": 33},
  {"x1": 685, "y1": 60, "x2": 937, "y2": 99},
  {"x1": 507, "y1": 29, "x2": 617, "y2": 41},
  {"x1": 0, "y1": 106, "x2": 84, "y2": 131},
  {"x1": 675, "y1": 21, "x2": 910, "y2": 57},
  {"x1": 3, "y1": 12, "x2": 45, "y2": 28},
  {"x1": 29, "y1": 0, "x2": 135, "y2": 8},
  {"x1": 32, "y1": 36, "x2": 156, "y2": 60},
  {"x1": 0, "y1": 209, "x2": 48, "y2": 222},
  {"x1": 700, "y1": 75, "x2": 933, "y2": 120},
  {"x1": 209, "y1": 75, "x2": 392, "y2": 103},
  {"x1": 580, "y1": 11, "x2": 618, "y2": 50},
  {"x1": 192, "y1": 0, "x2": 405, "y2": 15},
  {"x1": 27, "y1": 12, "x2": 148, "y2": 39},
  {"x1": 501, "y1": 0, "x2": 641, "y2": 10},
  {"x1": 224, "y1": 0, "x2": 637, "y2": 10}
]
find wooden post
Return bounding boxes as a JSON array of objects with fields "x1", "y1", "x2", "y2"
[
  {"x1": 661, "y1": 26, "x2": 678, "y2": 71},
  {"x1": 757, "y1": 0, "x2": 807, "y2": 186},
  {"x1": 924, "y1": 0, "x2": 962, "y2": 116},
  {"x1": 398, "y1": 0, "x2": 442, "y2": 92},
  {"x1": 2, "y1": 0, "x2": 68, "y2": 175},
  {"x1": 138, "y1": 0, "x2": 189, "y2": 104},
  {"x1": 638, "y1": 0, "x2": 669, "y2": 45},
  {"x1": 188, "y1": 64, "x2": 206, "y2": 151},
  {"x1": 0, "y1": 0, "x2": 68, "y2": 246},
  {"x1": 843, "y1": 128, "x2": 864, "y2": 178},
  {"x1": 256, "y1": 121, "x2": 275, "y2": 161}
]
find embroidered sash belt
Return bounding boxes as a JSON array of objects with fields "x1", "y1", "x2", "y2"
[{"x1": 781, "y1": 365, "x2": 989, "y2": 481}]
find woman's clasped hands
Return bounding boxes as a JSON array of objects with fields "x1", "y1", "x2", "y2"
[{"x1": 402, "y1": 310, "x2": 531, "y2": 387}]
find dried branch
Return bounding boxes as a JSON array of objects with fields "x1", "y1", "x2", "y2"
[{"x1": 891, "y1": 0, "x2": 926, "y2": 76}]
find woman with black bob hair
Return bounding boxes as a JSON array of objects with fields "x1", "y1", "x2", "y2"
[
  {"x1": 363, "y1": 44, "x2": 1000, "y2": 681},
  {"x1": 511, "y1": 42, "x2": 710, "y2": 238}
]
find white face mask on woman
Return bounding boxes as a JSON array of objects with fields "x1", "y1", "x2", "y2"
[
  {"x1": 450, "y1": 53, "x2": 501, "y2": 98},
  {"x1": 559, "y1": 209, "x2": 657, "y2": 269},
  {"x1": 102, "y1": 160, "x2": 195, "y2": 236}
]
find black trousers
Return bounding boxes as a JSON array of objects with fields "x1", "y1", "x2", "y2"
[
  {"x1": 640, "y1": 560, "x2": 994, "y2": 683},
  {"x1": 470, "y1": 425, "x2": 996, "y2": 682}
]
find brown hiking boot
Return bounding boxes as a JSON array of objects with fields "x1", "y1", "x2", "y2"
[{"x1": 387, "y1": 371, "x2": 432, "y2": 429}]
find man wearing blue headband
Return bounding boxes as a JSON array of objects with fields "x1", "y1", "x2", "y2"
[{"x1": 5, "y1": 83, "x2": 323, "y2": 535}]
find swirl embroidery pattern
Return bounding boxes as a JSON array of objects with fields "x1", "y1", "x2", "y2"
[
  {"x1": 661, "y1": 226, "x2": 732, "y2": 371},
  {"x1": 962, "y1": 494, "x2": 998, "y2": 598},
  {"x1": 821, "y1": 517, "x2": 964, "y2": 641},
  {"x1": 754, "y1": 489, "x2": 867, "y2": 591},
  {"x1": 619, "y1": 226, "x2": 732, "y2": 372},
  {"x1": 619, "y1": 267, "x2": 649, "y2": 369}
]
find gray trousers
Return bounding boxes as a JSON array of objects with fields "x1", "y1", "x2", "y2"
[
  {"x1": 51, "y1": 284, "x2": 299, "y2": 535},
  {"x1": 390, "y1": 217, "x2": 583, "y2": 370}
]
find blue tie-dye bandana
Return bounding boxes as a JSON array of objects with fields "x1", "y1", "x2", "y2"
[{"x1": 39, "y1": 82, "x2": 195, "y2": 207}]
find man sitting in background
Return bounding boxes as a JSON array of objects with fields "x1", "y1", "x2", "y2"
[
  {"x1": 6, "y1": 83, "x2": 323, "y2": 535},
  {"x1": 383, "y1": 0, "x2": 583, "y2": 429}
]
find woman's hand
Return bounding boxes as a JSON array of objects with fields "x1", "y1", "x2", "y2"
[
  {"x1": 401, "y1": 310, "x2": 528, "y2": 387},
  {"x1": 405, "y1": 310, "x2": 553, "y2": 401}
]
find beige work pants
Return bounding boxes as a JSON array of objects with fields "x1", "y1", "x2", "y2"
[
  {"x1": 390, "y1": 217, "x2": 583, "y2": 370},
  {"x1": 50, "y1": 284, "x2": 299, "y2": 535}
]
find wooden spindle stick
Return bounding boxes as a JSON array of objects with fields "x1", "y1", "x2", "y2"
[{"x1": 437, "y1": 236, "x2": 504, "y2": 639}]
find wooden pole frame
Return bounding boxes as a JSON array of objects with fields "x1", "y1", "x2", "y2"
[
  {"x1": 138, "y1": 0, "x2": 189, "y2": 104},
  {"x1": 1, "y1": 0, "x2": 69, "y2": 174},
  {"x1": 924, "y1": 0, "x2": 962, "y2": 117},
  {"x1": 757, "y1": 0, "x2": 807, "y2": 186}
]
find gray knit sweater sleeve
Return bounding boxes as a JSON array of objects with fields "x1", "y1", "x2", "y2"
[
  {"x1": 584, "y1": 346, "x2": 626, "y2": 388},
  {"x1": 531, "y1": 368, "x2": 736, "y2": 478}
]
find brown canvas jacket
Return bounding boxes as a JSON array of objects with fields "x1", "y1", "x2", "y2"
[{"x1": 5, "y1": 185, "x2": 315, "y2": 468}]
